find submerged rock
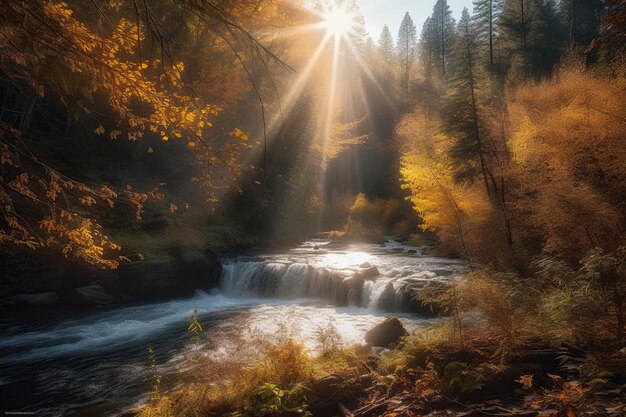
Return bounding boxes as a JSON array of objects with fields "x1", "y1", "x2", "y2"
[
  {"x1": 364, "y1": 317, "x2": 407, "y2": 347},
  {"x1": 72, "y1": 284, "x2": 115, "y2": 306},
  {"x1": 8, "y1": 292, "x2": 60, "y2": 306}
]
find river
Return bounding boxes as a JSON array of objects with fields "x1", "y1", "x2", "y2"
[{"x1": 0, "y1": 239, "x2": 466, "y2": 416}]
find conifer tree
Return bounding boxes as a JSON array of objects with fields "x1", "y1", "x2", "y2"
[
  {"x1": 397, "y1": 12, "x2": 417, "y2": 96},
  {"x1": 378, "y1": 25, "x2": 395, "y2": 78},
  {"x1": 443, "y1": 8, "x2": 491, "y2": 191},
  {"x1": 472, "y1": 0, "x2": 503, "y2": 68},
  {"x1": 431, "y1": 0, "x2": 456, "y2": 78},
  {"x1": 559, "y1": 0, "x2": 602, "y2": 47},
  {"x1": 419, "y1": 17, "x2": 436, "y2": 80}
]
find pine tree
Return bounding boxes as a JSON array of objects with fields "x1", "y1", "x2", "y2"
[
  {"x1": 443, "y1": 8, "x2": 491, "y2": 192},
  {"x1": 500, "y1": 0, "x2": 533, "y2": 50},
  {"x1": 472, "y1": 0, "x2": 503, "y2": 68},
  {"x1": 378, "y1": 25, "x2": 395, "y2": 77},
  {"x1": 444, "y1": 8, "x2": 514, "y2": 245},
  {"x1": 397, "y1": 12, "x2": 417, "y2": 96},
  {"x1": 419, "y1": 17, "x2": 436, "y2": 80},
  {"x1": 431, "y1": 0, "x2": 456, "y2": 79},
  {"x1": 500, "y1": 0, "x2": 564, "y2": 78},
  {"x1": 559, "y1": 0, "x2": 602, "y2": 47}
]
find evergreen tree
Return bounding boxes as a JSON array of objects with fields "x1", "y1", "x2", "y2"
[
  {"x1": 472, "y1": 0, "x2": 503, "y2": 68},
  {"x1": 500, "y1": 0, "x2": 535, "y2": 51},
  {"x1": 397, "y1": 12, "x2": 417, "y2": 96},
  {"x1": 443, "y1": 8, "x2": 491, "y2": 192},
  {"x1": 530, "y1": 0, "x2": 564, "y2": 74},
  {"x1": 559, "y1": 0, "x2": 602, "y2": 47},
  {"x1": 419, "y1": 17, "x2": 436, "y2": 80},
  {"x1": 378, "y1": 25, "x2": 395, "y2": 77},
  {"x1": 431, "y1": 0, "x2": 456, "y2": 79},
  {"x1": 500, "y1": 0, "x2": 564, "y2": 78}
]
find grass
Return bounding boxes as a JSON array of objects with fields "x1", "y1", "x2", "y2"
[{"x1": 138, "y1": 331, "x2": 373, "y2": 417}]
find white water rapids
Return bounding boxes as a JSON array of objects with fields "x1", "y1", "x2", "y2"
[{"x1": 0, "y1": 239, "x2": 466, "y2": 417}]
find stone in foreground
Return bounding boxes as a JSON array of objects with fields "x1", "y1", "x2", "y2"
[{"x1": 364, "y1": 317, "x2": 407, "y2": 348}]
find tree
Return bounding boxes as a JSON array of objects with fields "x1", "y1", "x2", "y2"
[
  {"x1": 500, "y1": 0, "x2": 564, "y2": 78},
  {"x1": 419, "y1": 17, "x2": 436, "y2": 80},
  {"x1": 397, "y1": 12, "x2": 417, "y2": 96},
  {"x1": 431, "y1": 0, "x2": 456, "y2": 79},
  {"x1": 472, "y1": 0, "x2": 503, "y2": 68},
  {"x1": 443, "y1": 9, "x2": 491, "y2": 191},
  {"x1": 559, "y1": 0, "x2": 602, "y2": 48},
  {"x1": 378, "y1": 25, "x2": 395, "y2": 79}
]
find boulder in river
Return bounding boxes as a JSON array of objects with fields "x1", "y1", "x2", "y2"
[
  {"x1": 8, "y1": 292, "x2": 60, "y2": 306},
  {"x1": 343, "y1": 274, "x2": 365, "y2": 306},
  {"x1": 72, "y1": 284, "x2": 116, "y2": 306},
  {"x1": 377, "y1": 282, "x2": 397, "y2": 312},
  {"x1": 364, "y1": 317, "x2": 407, "y2": 348},
  {"x1": 359, "y1": 262, "x2": 372, "y2": 268},
  {"x1": 118, "y1": 259, "x2": 179, "y2": 300},
  {"x1": 360, "y1": 266, "x2": 379, "y2": 280},
  {"x1": 177, "y1": 249, "x2": 222, "y2": 290}
]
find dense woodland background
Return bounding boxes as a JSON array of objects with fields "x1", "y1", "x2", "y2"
[{"x1": 0, "y1": 0, "x2": 625, "y2": 416}]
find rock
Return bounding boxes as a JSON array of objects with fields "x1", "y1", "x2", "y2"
[
  {"x1": 377, "y1": 282, "x2": 397, "y2": 312},
  {"x1": 407, "y1": 249, "x2": 418, "y2": 254},
  {"x1": 364, "y1": 317, "x2": 407, "y2": 348},
  {"x1": 73, "y1": 284, "x2": 115, "y2": 306},
  {"x1": 311, "y1": 374, "x2": 344, "y2": 401},
  {"x1": 360, "y1": 266, "x2": 380, "y2": 280},
  {"x1": 398, "y1": 281, "x2": 451, "y2": 316},
  {"x1": 359, "y1": 262, "x2": 372, "y2": 268},
  {"x1": 62, "y1": 263, "x2": 117, "y2": 288},
  {"x1": 118, "y1": 251, "x2": 223, "y2": 301},
  {"x1": 309, "y1": 374, "x2": 348, "y2": 417},
  {"x1": 118, "y1": 260, "x2": 178, "y2": 300},
  {"x1": 343, "y1": 274, "x2": 365, "y2": 306},
  {"x1": 9, "y1": 292, "x2": 60, "y2": 306},
  {"x1": 177, "y1": 249, "x2": 223, "y2": 290}
]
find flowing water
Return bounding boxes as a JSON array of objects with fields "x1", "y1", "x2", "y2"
[{"x1": 0, "y1": 240, "x2": 466, "y2": 416}]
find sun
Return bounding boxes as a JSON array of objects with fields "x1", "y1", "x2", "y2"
[{"x1": 321, "y1": 3, "x2": 356, "y2": 39}]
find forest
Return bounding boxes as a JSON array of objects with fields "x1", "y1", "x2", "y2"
[{"x1": 0, "y1": 0, "x2": 624, "y2": 416}]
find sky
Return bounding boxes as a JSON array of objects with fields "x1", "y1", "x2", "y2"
[{"x1": 356, "y1": 0, "x2": 475, "y2": 42}]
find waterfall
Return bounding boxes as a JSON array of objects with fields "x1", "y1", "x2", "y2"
[
  {"x1": 221, "y1": 260, "x2": 349, "y2": 304},
  {"x1": 219, "y1": 256, "x2": 455, "y2": 313}
]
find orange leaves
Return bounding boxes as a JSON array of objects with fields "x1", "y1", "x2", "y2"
[
  {"x1": 80, "y1": 196, "x2": 96, "y2": 206},
  {"x1": 517, "y1": 374, "x2": 534, "y2": 390},
  {"x1": 231, "y1": 127, "x2": 249, "y2": 141}
]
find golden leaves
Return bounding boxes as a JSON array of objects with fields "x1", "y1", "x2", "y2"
[{"x1": 231, "y1": 127, "x2": 249, "y2": 141}]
